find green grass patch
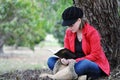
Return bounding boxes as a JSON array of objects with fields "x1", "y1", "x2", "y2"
[{"x1": 0, "y1": 59, "x2": 47, "y2": 74}]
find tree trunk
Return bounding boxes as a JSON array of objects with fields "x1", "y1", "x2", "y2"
[
  {"x1": 0, "y1": 36, "x2": 5, "y2": 54},
  {"x1": 73, "y1": 0, "x2": 120, "y2": 69}
]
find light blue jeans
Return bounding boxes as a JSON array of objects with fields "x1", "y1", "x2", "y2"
[{"x1": 47, "y1": 57, "x2": 103, "y2": 79}]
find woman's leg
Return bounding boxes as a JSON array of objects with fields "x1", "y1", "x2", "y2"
[
  {"x1": 47, "y1": 57, "x2": 59, "y2": 70},
  {"x1": 74, "y1": 59, "x2": 102, "y2": 79}
]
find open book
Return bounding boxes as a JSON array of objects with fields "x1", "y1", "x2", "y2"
[{"x1": 54, "y1": 48, "x2": 77, "y2": 59}]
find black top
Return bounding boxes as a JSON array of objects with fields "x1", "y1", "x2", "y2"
[{"x1": 75, "y1": 36, "x2": 85, "y2": 58}]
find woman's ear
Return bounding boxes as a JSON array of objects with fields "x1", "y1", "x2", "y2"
[{"x1": 78, "y1": 18, "x2": 81, "y2": 22}]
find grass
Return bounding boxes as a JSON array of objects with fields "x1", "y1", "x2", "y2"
[{"x1": 0, "y1": 58, "x2": 46, "y2": 74}]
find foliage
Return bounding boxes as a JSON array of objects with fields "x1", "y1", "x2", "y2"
[
  {"x1": 51, "y1": 0, "x2": 73, "y2": 46},
  {"x1": 39, "y1": 0, "x2": 72, "y2": 35},
  {"x1": 0, "y1": 0, "x2": 46, "y2": 49},
  {"x1": 0, "y1": 0, "x2": 73, "y2": 49}
]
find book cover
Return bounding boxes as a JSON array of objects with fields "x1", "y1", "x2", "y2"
[{"x1": 54, "y1": 48, "x2": 77, "y2": 59}]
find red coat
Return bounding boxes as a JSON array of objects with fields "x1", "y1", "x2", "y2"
[{"x1": 64, "y1": 23, "x2": 110, "y2": 76}]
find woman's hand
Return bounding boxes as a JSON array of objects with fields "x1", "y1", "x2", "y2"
[
  {"x1": 67, "y1": 59, "x2": 76, "y2": 63},
  {"x1": 60, "y1": 58, "x2": 69, "y2": 65},
  {"x1": 60, "y1": 58, "x2": 75, "y2": 65}
]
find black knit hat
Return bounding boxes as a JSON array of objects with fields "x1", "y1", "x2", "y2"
[{"x1": 62, "y1": 6, "x2": 83, "y2": 26}]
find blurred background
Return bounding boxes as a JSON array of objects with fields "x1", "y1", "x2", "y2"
[{"x1": 0, "y1": 0, "x2": 72, "y2": 74}]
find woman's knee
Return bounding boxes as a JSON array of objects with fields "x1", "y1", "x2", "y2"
[
  {"x1": 75, "y1": 59, "x2": 91, "y2": 68},
  {"x1": 74, "y1": 59, "x2": 101, "y2": 78},
  {"x1": 74, "y1": 59, "x2": 90, "y2": 74},
  {"x1": 47, "y1": 57, "x2": 59, "y2": 70},
  {"x1": 75, "y1": 59, "x2": 97, "y2": 67}
]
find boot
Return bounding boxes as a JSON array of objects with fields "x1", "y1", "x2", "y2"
[
  {"x1": 53, "y1": 59, "x2": 67, "y2": 74},
  {"x1": 39, "y1": 59, "x2": 67, "y2": 78},
  {"x1": 78, "y1": 75, "x2": 87, "y2": 80},
  {"x1": 47, "y1": 60, "x2": 78, "y2": 79}
]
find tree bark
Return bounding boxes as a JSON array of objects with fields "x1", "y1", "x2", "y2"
[
  {"x1": 73, "y1": 0, "x2": 120, "y2": 69},
  {"x1": 0, "y1": 37, "x2": 4, "y2": 54}
]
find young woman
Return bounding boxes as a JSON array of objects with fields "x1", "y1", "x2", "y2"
[{"x1": 47, "y1": 6, "x2": 110, "y2": 79}]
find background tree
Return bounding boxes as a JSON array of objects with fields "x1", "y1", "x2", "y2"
[
  {"x1": 73, "y1": 0, "x2": 120, "y2": 70},
  {"x1": 0, "y1": 0, "x2": 46, "y2": 54},
  {"x1": 0, "y1": 0, "x2": 72, "y2": 54}
]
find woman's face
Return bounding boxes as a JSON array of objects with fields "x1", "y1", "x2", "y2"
[{"x1": 68, "y1": 18, "x2": 81, "y2": 33}]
